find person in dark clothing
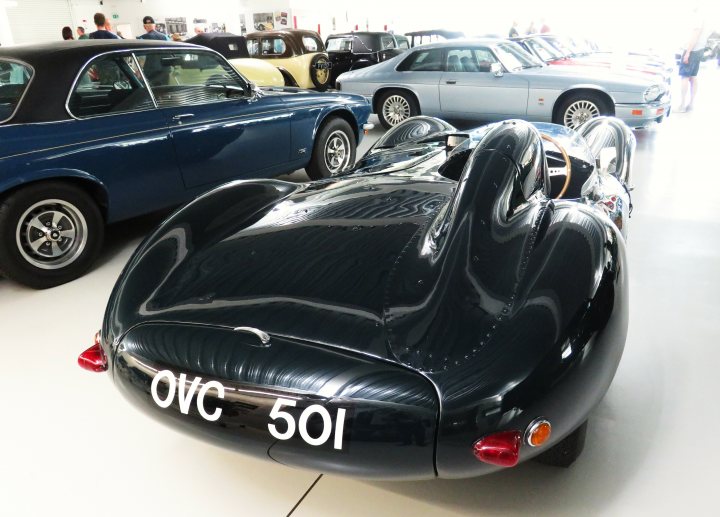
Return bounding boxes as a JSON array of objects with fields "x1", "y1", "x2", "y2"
[
  {"x1": 61, "y1": 26, "x2": 73, "y2": 40},
  {"x1": 508, "y1": 21, "x2": 519, "y2": 38},
  {"x1": 137, "y1": 16, "x2": 169, "y2": 41},
  {"x1": 88, "y1": 13, "x2": 119, "y2": 39}
]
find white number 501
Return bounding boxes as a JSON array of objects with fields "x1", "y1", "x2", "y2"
[{"x1": 268, "y1": 398, "x2": 347, "y2": 450}]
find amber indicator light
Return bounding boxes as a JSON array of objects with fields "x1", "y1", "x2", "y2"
[{"x1": 526, "y1": 419, "x2": 552, "y2": 447}]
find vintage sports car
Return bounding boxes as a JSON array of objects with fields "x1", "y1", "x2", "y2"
[
  {"x1": 185, "y1": 32, "x2": 284, "y2": 87},
  {"x1": 513, "y1": 35, "x2": 672, "y2": 84},
  {"x1": 245, "y1": 29, "x2": 331, "y2": 90},
  {"x1": 80, "y1": 115, "x2": 633, "y2": 479},
  {"x1": 0, "y1": 40, "x2": 371, "y2": 288},
  {"x1": 325, "y1": 32, "x2": 406, "y2": 88},
  {"x1": 336, "y1": 38, "x2": 670, "y2": 130}
]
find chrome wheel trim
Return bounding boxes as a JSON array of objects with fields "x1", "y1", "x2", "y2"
[
  {"x1": 382, "y1": 94, "x2": 411, "y2": 126},
  {"x1": 563, "y1": 100, "x2": 600, "y2": 129},
  {"x1": 15, "y1": 199, "x2": 88, "y2": 270},
  {"x1": 324, "y1": 130, "x2": 351, "y2": 175}
]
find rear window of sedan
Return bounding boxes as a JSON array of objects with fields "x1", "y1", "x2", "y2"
[
  {"x1": 0, "y1": 60, "x2": 33, "y2": 123},
  {"x1": 397, "y1": 49, "x2": 443, "y2": 72}
]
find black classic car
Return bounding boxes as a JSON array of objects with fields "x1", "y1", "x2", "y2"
[
  {"x1": 0, "y1": 40, "x2": 371, "y2": 288},
  {"x1": 81, "y1": 116, "x2": 633, "y2": 479},
  {"x1": 325, "y1": 32, "x2": 406, "y2": 87}
]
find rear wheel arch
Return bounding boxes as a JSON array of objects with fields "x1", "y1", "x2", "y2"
[
  {"x1": 1, "y1": 175, "x2": 109, "y2": 222},
  {"x1": 372, "y1": 87, "x2": 420, "y2": 115},
  {"x1": 276, "y1": 67, "x2": 298, "y2": 87}
]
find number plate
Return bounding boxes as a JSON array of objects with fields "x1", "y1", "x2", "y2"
[{"x1": 268, "y1": 397, "x2": 348, "y2": 450}]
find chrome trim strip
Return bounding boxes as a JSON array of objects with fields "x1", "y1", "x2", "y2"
[
  {"x1": 233, "y1": 326, "x2": 271, "y2": 345},
  {"x1": 0, "y1": 57, "x2": 36, "y2": 125},
  {"x1": 132, "y1": 52, "x2": 158, "y2": 109},
  {"x1": 63, "y1": 45, "x2": 247, "y2": 121}
]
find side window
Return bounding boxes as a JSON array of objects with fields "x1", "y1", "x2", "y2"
[
  {"x1": 136, "y1": 51, "x2": 246, "y2": 108},
  {"x1": 380, "y1": 36, "x2": 396, "y2": 50},
  {"x1": 261, "y1": 38, "x2": 287, "y2": 56},
  {"x1": 473, "y1": 48, "x2": 498, "y2": 72},
  {"x1": 446, "y1": 48, "x2": 497, "y2": 73},
  {"x1": 302, "y1": 36, "x2": 320, "y2": 52},
  {"x1": 68, "y1": 54, "x2": 153, "y2": 118},
  {"x1": 0, "y1": 60, "x2": 33, "y2": 123},
  {"x1": 397, "y1": 49, "x2": 443, "y2": 72},
  {"x1": 246, "y1": 39, "x2": 259, "y2": 56},
  {"x1": 397, "y1": 40, "x2": 409, "y2": 50}
]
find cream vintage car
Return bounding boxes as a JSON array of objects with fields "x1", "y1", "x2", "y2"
[
  {"x1": 185, "y1": 32, "x2": 284, "y2": 87},
  {"x1": 245, "y1": 29, "x2": 331, "y2": 90}
]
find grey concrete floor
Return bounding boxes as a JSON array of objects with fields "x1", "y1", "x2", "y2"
[{"x1": 0, "y1": 63, "x2": 719, "y2": 516}]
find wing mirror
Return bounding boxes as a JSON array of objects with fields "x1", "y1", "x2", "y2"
[
  {"x1": 491, "y1": 62, "x2": 503, "y2": 77},
  {"x1": 248, "y1": 81, "x2": 259, "y2": 96}
]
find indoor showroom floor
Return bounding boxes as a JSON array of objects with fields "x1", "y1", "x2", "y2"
[{"x1": 1, "y1": 65, "x2": 719, "y2": 517}]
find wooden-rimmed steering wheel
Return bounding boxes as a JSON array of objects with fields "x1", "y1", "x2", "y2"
[{"x1": 541, "y1": 133, "x2": 572, "y2": 199}]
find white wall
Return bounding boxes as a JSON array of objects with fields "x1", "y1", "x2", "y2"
[{"x1": 2, "y1": 0, "x2": 718, "y2": 51}]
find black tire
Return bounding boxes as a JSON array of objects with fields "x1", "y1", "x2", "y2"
[
  {"x1": 310, "y1": 54, "x2": 331, "y2": 91},
  {"x1": 376, "y1": 89, "x2": 420, "y2": 129},
  {"x1": 305, "y1": 117, "x2": 356, "y2": 180},
  {"x1": 554, "y1": 92, "x2": 611, "y2": 130},
  {"x1": 533, "y1": 420, "x2": 588, "y2": 468},
  {"x1": 0, "y1": 182, "x2": 104, "y2": 289}
]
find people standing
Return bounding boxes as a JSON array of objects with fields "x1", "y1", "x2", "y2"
[
  {"x1": 508, "y1": 21, "x2": 519, "y2": 38},
  {"x1": 526, "y1": 21, "x2": 536, "y2": 34},
  {"x1": 540, "y1": 19, "x2": 551, "y2": 33},
  {"x1": 61, "y1": 26, "x2": 73, "y2": 40},
  {"x1": 678, "y1": 8, "x2": 708, "y2": 112},
  {"x1": 76, "y1": 26, "x2": 88, "y2": 39},
  {"x1": 137, "y1": 16, "x2": 169, "y2": 41},
  {"x1": 88, "y1": 13, "x2": 119, "y2": 39}
]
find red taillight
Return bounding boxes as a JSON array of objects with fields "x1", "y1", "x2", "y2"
[
  {"x1": 473, "y1": 430, "x2": 522, "y2": 467},
  {"x1": 78, "y1": 331, "x2": 107, "y2": 372}
]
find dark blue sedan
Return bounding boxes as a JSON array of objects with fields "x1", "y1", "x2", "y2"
[{"x1": 0, "y1": 40, "x2": 372, "y2": 288}]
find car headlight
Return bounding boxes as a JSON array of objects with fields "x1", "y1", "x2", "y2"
[{"x1": 643, "y1": 85, "x2": 662, "y2": 102}]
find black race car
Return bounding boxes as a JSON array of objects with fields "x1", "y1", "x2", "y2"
[
  {"x1": 80, "y1": 116, "x2": 633, "y2": 479},
  {"x1": 325, "y1": 32, "x2": 405, "y2": 87}
]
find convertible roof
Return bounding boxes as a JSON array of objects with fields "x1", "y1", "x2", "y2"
[{"x1": 0, "y1": 40, "x2": 198, "y2": 123}]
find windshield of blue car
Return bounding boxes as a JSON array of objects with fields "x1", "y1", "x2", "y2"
[
  {"x1": 493, "y1": 42, "x2": 542, "y2": 70},
  {"x1": 0, "y1": 60, "x2": 32, "y2": 124}
]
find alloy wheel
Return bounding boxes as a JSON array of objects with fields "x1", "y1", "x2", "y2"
[
  {"x1": 563, "y1": 100, "x2": 600, "y2": 129},
  {"x1": 15, "y1": 199, "x2": 88, "y2": 270},
  {"x1": 324, "y1": 130, "x2": 351, "y2": 174},
  {"x1": 382, "y1": 95, "x2": 411, "y2": 126}
]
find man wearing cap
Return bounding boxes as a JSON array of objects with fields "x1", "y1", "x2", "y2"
[{"x1": 137, "y1": 16, "x2": 169, "y2": 40}]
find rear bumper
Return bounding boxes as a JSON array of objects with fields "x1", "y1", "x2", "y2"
[
  {"x1": 111, "y1": 323, "x2": 438, "y2": 479},
  {"x1": 615, "y1": 95, "x2": 671, "y2": 128}
]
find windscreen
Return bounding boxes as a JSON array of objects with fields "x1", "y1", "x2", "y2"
[{"x1": 493, "y1": 42, "x2": 542, "y2": 71}]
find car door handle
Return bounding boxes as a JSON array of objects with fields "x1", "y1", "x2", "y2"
[
  {"x1": 445, "y1": 80, "x2": 457, "y2": 85},
  {"x1": 172, "y1": 114, "x2": 194, "y2": 123},
  {"x1": 233, "y1": 326, "x2": 271, "y2": 345}
]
